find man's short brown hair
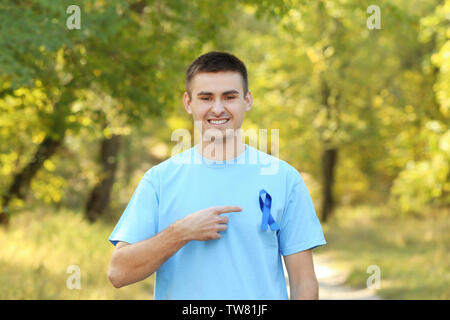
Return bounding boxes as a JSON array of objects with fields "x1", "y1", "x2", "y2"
[{"x1": 185, "y1": 51, "x2": 248, "y2": 99}]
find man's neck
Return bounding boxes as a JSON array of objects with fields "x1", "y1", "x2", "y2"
[{"x1": 198, "y1": 135, "x2": 246, "y2": 161}]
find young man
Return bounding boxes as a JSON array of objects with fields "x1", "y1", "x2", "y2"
[{"x1": 107, "y1": 51, "x2": 327, "y2": 300}]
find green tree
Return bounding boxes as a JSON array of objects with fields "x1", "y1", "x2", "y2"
[{"x1": 0, "y1": 0, "x2": 238, "y2": 224}]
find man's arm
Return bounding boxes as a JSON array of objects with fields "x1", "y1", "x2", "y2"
[
  {"x1": 283, "y1": 249, "x2": 319, "y2": 300},
  {"x1": 107, "y1": 205, "x2": 241, "y2": 288}
]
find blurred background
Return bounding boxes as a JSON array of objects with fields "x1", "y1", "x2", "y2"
[{"x1": 0, "y1": 0, "x2": 448, "y2": 299}]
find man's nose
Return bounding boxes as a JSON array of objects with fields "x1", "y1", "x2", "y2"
[{"x1": 211, "y1": 98, "x2": 226, "y2": 115}]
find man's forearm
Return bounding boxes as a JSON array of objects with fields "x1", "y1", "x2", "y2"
[
  {"x1": 290, "y1": 279, "x2": 319, "y2": 300},
  {"x1": 108, "y1": 221, "x2": 188, "y2": 288}
]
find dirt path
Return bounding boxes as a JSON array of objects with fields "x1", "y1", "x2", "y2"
[{"x1": 284, "y1": 254, "x2": 382, "y2": 300}]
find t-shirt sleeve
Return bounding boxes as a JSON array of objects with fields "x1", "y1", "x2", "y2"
[
  {"x1": 108, "y1": 170, "x2": 159, "y2": 246},
  {"x1": 278, "y1": 170, "x2": 327, "y2": 256}
]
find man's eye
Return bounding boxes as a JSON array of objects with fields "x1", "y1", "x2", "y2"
[
  {"x1": 200, "y1": 97, "x2": 211, "y2": 101},
  {"x1": 225, "y1": 96, "x2": 236, "y2": 100}
]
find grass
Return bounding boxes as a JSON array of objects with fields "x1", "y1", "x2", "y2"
[
  {"x1": 0, "y1": 208, "x2": 154, "y2": 299},
  {"x1": 314, "y1": 205, "x2": 450, "y2": 299}
]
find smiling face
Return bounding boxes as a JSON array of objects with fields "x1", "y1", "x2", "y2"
[{"x1": 183, "y1": 71, "x2": 253, "y2": 141}]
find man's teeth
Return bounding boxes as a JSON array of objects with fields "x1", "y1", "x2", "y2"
[{"x1": 209, "y1": 119, "x2": 229, "y2": 124}]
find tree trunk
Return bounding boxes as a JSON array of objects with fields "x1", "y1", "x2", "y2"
[
  {"x1": 85, "y1": 134, "x2": 121, "y2": 222},
  {"x1": 0, "y1": 89, "x2": 74, "y2": 226},
  {"x1": 0, "y1": 135, "x2": 64, "y2": 226},
  {"x1": 321, "y1": 147, "x2": 338, "y2": 222}
]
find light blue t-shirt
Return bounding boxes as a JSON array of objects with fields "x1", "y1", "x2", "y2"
[{"x1": 109, "y1": 144, "x2": 326, "y2": 299}]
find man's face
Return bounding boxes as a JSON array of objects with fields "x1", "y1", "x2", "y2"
[{"x1": 183, "y1": 71, "x2": 252, "y2": 141}]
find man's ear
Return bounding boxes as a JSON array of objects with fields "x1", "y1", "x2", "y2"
[
  {"x1": 183, "y1": 92, "x2": 192, "y2": 114},
  {"x1": 244, "y1": 90, "x2": 253, "y2": 112}
]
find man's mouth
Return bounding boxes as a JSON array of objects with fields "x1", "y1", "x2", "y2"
[{"x1": 207, "y1": 118, "x2": 230, "y2": 125}]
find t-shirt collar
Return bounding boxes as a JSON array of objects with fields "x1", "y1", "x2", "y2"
[{"x1": 193, "y1": 144, "x2": 248, "y2": 168}]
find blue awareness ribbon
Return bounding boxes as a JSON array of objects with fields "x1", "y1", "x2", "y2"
[{"x1": 259, "y1": 189, "x2": 280, "y2": 231}]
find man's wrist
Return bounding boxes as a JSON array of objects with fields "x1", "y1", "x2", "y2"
[{"x1": 170, "y1": 218, "x2": 191, "y2": 244}]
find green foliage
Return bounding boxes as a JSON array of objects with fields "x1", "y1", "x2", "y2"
[
  {"x1": 389, "y1": 0, "x2": 450, "y2": 213},
  {"x1": 0, "y1": 0, "x2": 241, "y2": 211},
  {"x1": 391, "y1": 123, "x2": 450, "y2": 212},
  {"x1": 420, "y1": 0, "x2": 450, "y2": 118}
]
